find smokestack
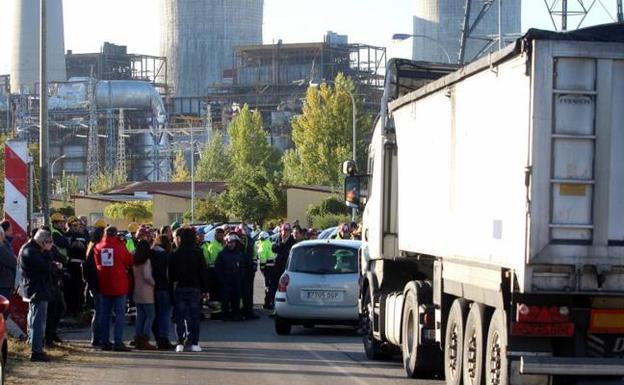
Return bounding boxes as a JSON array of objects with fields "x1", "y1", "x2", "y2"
[{"x1": 10, "y1": 0, "x2": 66, "y2": 93}]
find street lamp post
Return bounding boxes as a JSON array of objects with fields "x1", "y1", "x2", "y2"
[
  {"x1": 392, "y1": 33, "x2": 453, "y2": 64},
  {"x1": 40, "y1": 0, "x2": 50, "y2": 226},
  {"x1": 310, "y1": 80, "x2": 357, "y2": 222},
  {"x1": 50, "y1": 154, "x2": 66, "y2": 179}
]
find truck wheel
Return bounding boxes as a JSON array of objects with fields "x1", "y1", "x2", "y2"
[
  {"x1": 485, "y1": 309, "x2": 508, "y2": 385},
  {"x1": 445, "y1": 299, "x2": 467, "y2": 385},
  {"x1": 275, "y1": 316, "x2": 292, "y2": 335},
  {"x1": 402, "y1": 282, "x2": 438, "y2": 378},
  {"x1": 463, "y1": 303, "x2": 487, "y2": 385},
  {"x1": 362, "y1": 290, "x2": 386, "y2": 360}
]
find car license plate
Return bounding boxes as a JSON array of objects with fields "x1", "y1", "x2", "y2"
[{"x1": 301, "y1": 290, "x2": 344, "y2": 302}]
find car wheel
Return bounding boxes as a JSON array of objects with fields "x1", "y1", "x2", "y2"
[
  {"x1": 463, "y1": 303, "x2": 488, "y2": 385},
  {"x1": 275, "y1": 316, "x2": 292, "y2": 335},
  {"x1": 445, "y1": 299, "x2": 467, "y2": 385},
  {"x1": 362, "y1": 290, "x2": 387, "y2": 360},
  {"x1": 485, "y1": 309, "x2": 508, "y2": 385}
]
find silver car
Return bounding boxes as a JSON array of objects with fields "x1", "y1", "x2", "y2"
[{"x1": 274, "y1": 239, "x2": 361, "y2": 335}]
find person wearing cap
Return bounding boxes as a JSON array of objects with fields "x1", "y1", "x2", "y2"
[
  {"x1": 215, "y1": 233, "x2": 243, "y2": 321},
  {"x1": 94, "y1": 219, "x2": 107, "y2": 229},
  {"x1": 19, "y1": 229, "x2": 56, "y2": 361},
  {"x1": 94, "y1": 226, "x2": 134, "y2": 352},
  {"x1": 235, "y1": 224, "x2": 259, "y2": 320},
  {"x1": 126, "y1": 222, "x2": 139, "y2": 254},
  {"x1": 256, "y1": 231, "x2": 276, "y2": 310},
  {"x1": 269, "y1": 223, "x2": 297, "y2": 311},
  {"x1": 202, "y1": 228, "x2": 224, "y2": 306},
  {"x1": 50, "y1": 213, "x2": 70, "y2": 262},
  {"x1": 65, "y1": 216, "x2": 87, "y2": 315}
]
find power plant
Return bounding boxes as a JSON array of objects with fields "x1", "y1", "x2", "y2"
[
  {"x1": 412, "y1": 0, "x2": 521, "y2": 64},
  {"x1": 160, "y1": 0, "x2": 264, "y2": 97},
  {"x1": 10, "y1": 0, "x2": 66, "y2": 93}
]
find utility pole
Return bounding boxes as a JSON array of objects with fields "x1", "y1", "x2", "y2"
[
  {"x1": 40, "y1": 0, "x2": 50, "y2": 226},
  {"x1": 618, "y1": 0, "x2": 623, "y2": 22},
  {"x1": 562, "y1": 0, "x2": 568, "y2": 31}
]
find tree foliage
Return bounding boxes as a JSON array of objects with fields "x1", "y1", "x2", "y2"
[
  {"x1": 90, "y1": 170, "x2": 127, "y2": 194},
  {"x1": 172, "y1": 151, "x2": 191, "y2": 182},
  {"x1": 283, "y1": 73, "x2": 372, "y2": 187},
  {"x1": 54, "y1": 171, "x2": 79, "y2": 204},
  {"x1": 195, "y1": 130, "x2": 230, "y2": 182},
  {"x1": 184, "y1": 194, "x2": 229, "y2": 223},
  {"x1": 217, "y1": 105, "x2": 282, "y2": 224},
  {"x1": 104, "y1": 200, "x2": 153, "y2": 222},
  {"x1": 305, "y1": 195, "x2": 350, "y2": 227}
]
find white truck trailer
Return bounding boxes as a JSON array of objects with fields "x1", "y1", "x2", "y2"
[{"x1": 348, "y1": 24, "x2": 624, "y2": 385}]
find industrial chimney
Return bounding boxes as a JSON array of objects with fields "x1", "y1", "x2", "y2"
[
  {"x1": 10, "y1": 0, "x2": 66, "y2": 93},
  {"x1": 160, "y1": 0, "x2": 264, "y2": 97},
  {"x1": 412, "y1": 0, "x2": 521, "y2": 64}
]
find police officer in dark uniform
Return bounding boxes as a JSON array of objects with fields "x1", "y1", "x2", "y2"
[
  {"x1": 215, "y1": 233, "x2": 243, "y2": 321},
  {"x1": 65, "y1": 216, "x2": 87, "y2": 314},
  {"x1": 235, "y1": 224, "x2": 259, "y2": 320}
]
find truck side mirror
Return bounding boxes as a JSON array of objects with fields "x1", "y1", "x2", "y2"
[{"x1": 344, "y1": 175, "x2": 361, "y2": 208}]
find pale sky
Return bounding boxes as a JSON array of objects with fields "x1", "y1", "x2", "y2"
[{"x1": 0, "y1": 0, "x2": 619, "y2": 74}]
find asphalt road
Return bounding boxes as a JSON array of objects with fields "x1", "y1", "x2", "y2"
[{"x1": 14, "y1": 273, "x2": 445, "y2": 385}]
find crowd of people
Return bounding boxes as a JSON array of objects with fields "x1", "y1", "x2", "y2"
[{"x1": 11, "y1": 214, "x2": 361, "y2": 362}]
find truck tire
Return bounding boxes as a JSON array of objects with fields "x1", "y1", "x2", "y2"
[
  {"x1": 402, "y1": 281, "x2": 438, "y2": 378},
  {"x1": 485, "y1": 309, "x2": 508, "y2": 385},
  {"x1": 362, "y1": 290, "x2": 387, "y2": 360},
  {"x1": 275, "y1": 316, "x2": 292, "y2": 335},
  {"x1": 463, "y1": 303, "x2": 487, "y2": 385},
  {"x1": 445, "y1": 299, "x2": 467, "y2": 385}
]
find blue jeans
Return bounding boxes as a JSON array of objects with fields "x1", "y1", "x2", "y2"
[
  {"x1": 135, "y1": 303, "x2": 155, "y2": 338},
  {"x1": 173, "y1": 288, "x2": 200, "y2": 345},
  {"x1": 155, "y1": 290, "x2": 172, "y2": 341},
  {"x1": 27, "y1": 300, "x2": 48, "y2": 354},
  {"x1": 100, "y1": 295, "x2": 126, "y2": 345},
  {"x1": 90, "y1": 293, "x2": 103, "y2": 344}
]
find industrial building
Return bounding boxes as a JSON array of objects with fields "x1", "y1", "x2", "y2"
[
  {"x1": 160, "y1": 0, "x2": 264, "y2": 97},
  {"x1": 412, "y1": 0, "x2": 521, "y2": 64}
]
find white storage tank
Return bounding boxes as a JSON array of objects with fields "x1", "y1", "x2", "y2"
[
  {"x1": 10, "y1": 0, "x2": 66, "y2": 93},
  {"x1": 412, "y1": 0, "x2": 521, "y2": 64},
  {"x1": 160, "y1": 0, "x2": 264, "y2": 97}
]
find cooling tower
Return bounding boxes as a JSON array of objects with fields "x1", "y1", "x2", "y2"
[
  {"x1": 413, "y1": 0, "x2": 521, "y2": 64},
  {"x1": 10, "y1": 0, "x2": 66, "y2": 93},
  {"x1": 160, "y1": 0, "x2": 264, "y2": 97}
]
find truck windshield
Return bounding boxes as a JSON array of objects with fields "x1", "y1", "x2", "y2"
[{"x1": 288, "y1": 245, "x2": 358, "y2": 274}]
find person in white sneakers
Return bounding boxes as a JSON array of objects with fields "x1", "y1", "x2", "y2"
[{"x1": 169, "y1": 228, "x2": 208, "y2": 352}]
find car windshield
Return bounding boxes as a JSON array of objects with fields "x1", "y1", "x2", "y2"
[{"x1": 289, "y1": 245, "x2": 358, "y2": 274}]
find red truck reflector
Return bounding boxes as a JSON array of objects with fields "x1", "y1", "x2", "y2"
[
  {"x1": 511, "y1": 322, "x2": 575, "y2": 337},
  {"x1": 589, "y1": 309, "x2": 624, "y2": 334}
]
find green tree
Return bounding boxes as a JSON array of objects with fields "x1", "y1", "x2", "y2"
[
  {"x1": 90, "y1": 171, "x2": 127, "y2": 194},
  {"x1": 104, "y1": 200, "x2": 153, "y2": 222},
  {"x1": 305, "y1": 195, "x2": 350, "y2": 227},
  {"x1": 54, "y1": 171, "x2": 80, "y2": 204},
  {"x1": 218, "y1": 105, "x2": 282, "y2": 223},
  {"x1": 195, "y1": 130, "x2": 229, "y2": 182},
  {"x1": 218, "y1": 167, "x2": 280, "y2": 224},
  {"x1": 283, "y1": 73, "x2": 372, "y2": 187},
  {"x1": 184, "y1": 194, "x2": 229, "y2": 223},
  {"x1": 172, "y1": 151, "x2": 191, "y2": 182}
]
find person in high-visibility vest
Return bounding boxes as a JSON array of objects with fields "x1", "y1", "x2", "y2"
[
  {"x1": 126, "y1": 222, "x2": 139, "y2": 254},
  {"x1": 50, "y1": 213, "x2": 69, "y2": 263},
  {"x1": 256, "y1": 231, "x2": 276, "y2": 309},
  {"x1": 202, "y1": 228, "x2": 224, "y2": 307}
]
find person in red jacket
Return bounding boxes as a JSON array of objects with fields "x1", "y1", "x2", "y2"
[{"x1": 94, "y1": 226, "x2": 134, "y2": 351}]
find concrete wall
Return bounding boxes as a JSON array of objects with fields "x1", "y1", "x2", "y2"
[
  {"x1": 73, "y1": 198, "x2": 133, "y2": 230},
  {"x1": 286, "y1": 188, "x2": 335, "y2": 226},
  {"x1": 152, "y1": 194, "x2": 189, "y2": 227}
]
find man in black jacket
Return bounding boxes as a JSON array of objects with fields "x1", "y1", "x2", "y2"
[
  {"x1": 169, "y1": 228, "x2": 208, "y2": 353},
  {"x1": 19, "y1": 229, "x2": 56, "y2": 362},
  {"x1": 235, "y1": 224, "x2": 259, "y2": 320},
  {"x1": 215, "y1": 233, "x2": 244, "y2": 321},
  {"x1": 0, "y1": 227, "x2": 17, "y2": 308},
  {"x1": 269, "y1": 223, "x2": 296, "y2": 311}
]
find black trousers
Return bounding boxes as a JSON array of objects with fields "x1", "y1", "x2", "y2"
[
  {"x1": 64, "y1": 262, "x2": 85, "y2": 314},
  {"x1": 240, "y1": 268, "x2": 255, "y2": 315},
  {"x1": 46, "y1": 289, "x2": 66, "y2": 342},
  {"x1": 260, "y1": 266, "x2": 274, "y2": 306},
  {"x1": 220, "y1": 281, "x2": 241, "y2": 317}
]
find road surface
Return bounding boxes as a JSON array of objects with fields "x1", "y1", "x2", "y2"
[{"x1": 9, "y1": 274, "x2": 445, "y2": 385}]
